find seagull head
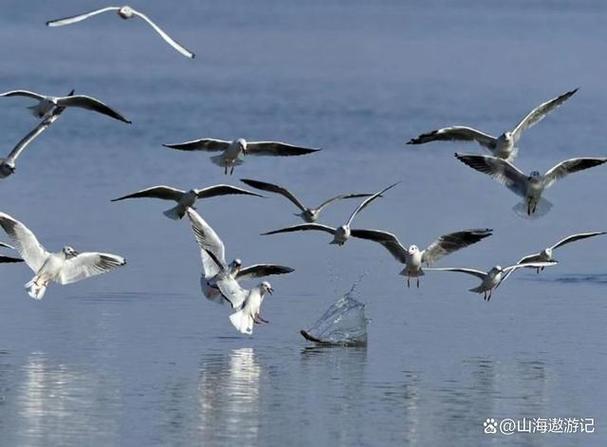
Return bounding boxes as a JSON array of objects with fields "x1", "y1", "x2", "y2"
[
  {"x1": 62, "y1": 246, "x2": 79, "y2": 259},
  {"x1": 407, "y1": 245, "x2": 420, "y2": 255},
  {"x1": 0, "y1": 161, "x2": 15, "y2": 178},
  {"x1": 528, "y1": 171, "x2": 541, "y2": 181},
  {"x1": 235, "y1": 138, "x2": 248, "y2": 154},
  {"x1": 260, "y1": 281, "x2": 274, "y2": 295},
  {"x1": 229, "y1": 258, "x2": 242, "y2": 273},
  {"x1": 542, "y1": 248, "x2": 554, "y2": 259},
  {"x1": 118, "y1": 6, "x2": 134, "y2": 19},
  {"x1": 503, "y1": 131, "x2": 513, "y2": 142},
  {"x1": 490, "y1": 265, "x2": 503, "y2": 274}
]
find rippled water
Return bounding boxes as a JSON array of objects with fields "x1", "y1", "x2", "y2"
[{"x1": 0, "y1": 1, "x2": 606, "y2": 445}]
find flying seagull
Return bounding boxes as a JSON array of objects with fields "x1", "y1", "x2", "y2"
[
  {"x1": 186, "y1": 209, "x2": 293, "y2": 306},
  {"x1": 454, "y1": 153, "x2": 607, "y2": 216},
  {"x1": 0, "y1": 92, "x2": 71, "y2": 178},
  {"x1": 163, "y1": 138, "x2": 320, "y2": 175},
  {"x1": 46, "y1": 5, "x2": 195, "y2": 59},
  {"x1": 427, "y1": 262, "x2": 557, "y2": 301},
  {"x1": 0, "y1": 89, "x2": 131, "y2": 123},
  {"x1": 262, "y1": 182, "x2": 399, "y2": 246},
  {"x1": 0, "y1": 241, "x2": 23, "y2": 263},
  {"x1": 351, "y1": 228, "x2": 493, "y2": 288},
  {"x1": 227, "y1": 281, "x2": 275, "y2": 335},
  {"x1": 407, "y1": 89, "x2": 577, "y2": 161},
  {"x1": 240, "y1": 178, "x2": 372, "y2": 223},
  {"x1": 111, "y1": 184, "x2": 263, "y2": 220},
  {"x1": 0, "y1": 212, "x2": 126, "y2": 299},
  {"x1": 501, "y1": 231, "x2": 606, "y2": 281}
]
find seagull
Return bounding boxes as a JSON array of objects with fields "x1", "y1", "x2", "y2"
[
  {"x1": 351, "y1": 228, "x2": 493, "y2": 288},
  {"x1": 501, "y1": 231, "x2": 606, "y2": 281},
  {"x1": 261, "y1": 182, "x2": 399, "y2": 246},
  {"x1": 407, "y1": 89, "x2": 578, "y2": 161},
  {"x1": 0, "y1": 93, "x2": 70, "y2": 178},
  {"x1": 454, "y1": 153, "x2": 607, "y2": 216},
  {"x1": 163, "y1": 138, "x2": 321, "y2": 175},
  {"x1": 228, "y1": 281, "x2": 275, "y2": 335},
  {"x1": 240, "y1": 178, "x2": 372, "y2": 223},
  {"x1": 46, "y1": 5, "x2": 195, "y2": 59},
  {"x1": 0, "y1": 212, "x2": 126, "y2": 300},
  {"x1": 427, "y1": 262, "x2": 557, "y2": 301},
  {"x1": 111, "y1": 184, "x2": 263, "y2": 220},
  {"x1": 0, "y1": 90, "x2": 131, "y2": 123},
  {"x1": 186, "y1": 209, "x2": 293, "y2": 306},
  {"x1": 0, "y1": 242, "x2": 23, "y2": 263}
]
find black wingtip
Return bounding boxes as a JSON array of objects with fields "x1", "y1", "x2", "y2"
[{"x1": 45, "y1": 21, "x2": 52, "y2": 26}]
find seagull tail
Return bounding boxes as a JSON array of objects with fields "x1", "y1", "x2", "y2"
[
  {"x1": 25, "y1": 278, "x2": 47, "y2": 300},
  {"x1": 163, "y1": 205, "x2": 185, "y2": 220},
  {"x1": 512, "y1": 198, "x2": 553, "y2": 219},
  {"x1": 469, "y1": 285, "x2": 485, "y2": 294},
  {"x1": 229, "y1": 310, "x2": 254, "y2": 335}
]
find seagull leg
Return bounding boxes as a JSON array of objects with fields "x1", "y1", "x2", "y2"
[
  {"x1": 230, "y1": 166, "x2": 235, "y2": 175},
  {"x1": 407, "y1": 277, "x2": 410, "y2": 288},
  {"x1": 488, "y1": 289, "x2": 493, "y2": 301},
  {"x1": 416, "y1": 278, "x2": 419, "y2": 288},
  {"x1": 224, "y1": 165, "x2": 228, "y2": 175}
]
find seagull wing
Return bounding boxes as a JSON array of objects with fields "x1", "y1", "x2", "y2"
[
  {"x1": 261, "y1": 223, "x2": 336, "y2": 236},
  {"x1": 503, "y1": 262, "x2": 557, "y2": 275},
  {"x1": 543, "y1": 157, "x2": 607, "y2": 189},
  {"x1": 0, "y1": 242, "x2": 14, "y2": 249},
  {"x1": 46, "y1": 6, "x2": 120, "y2": 27},
  {"x1": 236, "y1": 264, "x2": 294, "y2": 281},
  {"x1": 499, "y1": 252, "x2": 544, "y2": 283},
  {"x1": 111, "y1": 185, "x2": 185, "y2": 202},
  {"x1": 407, "y1": 126, "x2": 497, "y2": 150},
  {"x1": 58, "y1": 252, "x2": 126, "y2": 285},
  {"x1": 550, "y1": 231, "x2": 607, "y2": 250},
  {"x1": 186, "y1": 209, "x2": 226, "y2": 277},
  {"x1": 424, "y1": 267, "x2": 487, "y2": 280},
  {"x1": 315, "y1": 193, "x2": 374, "y2": 212},
  {"x1": 245, "y1": 141, "x2": 321, "y2": 157},
  {"x1": 511, "y1": 89, "x2": 578, "y2": 143},
  {"x1": 240, "y1": 178, "x2": 306, "y2": 211},
  {"x1": 346, "y1": 182, "x2": 399, "y2": 226},
  {"x1": 6, "y1": 117, "x2": 59, "y2": 164},
  {"x1": 350, "y1": 229, "x2": 408, "y2": 263},
  {"x1": 0, "y1": 255, "x2": 23, "y2": 263},
  {"x1": 422, "y1": 228, "x2": 493, "y2": 265},
  {"x1": 195, "y1": 184, "x2": 263, "y2": 200},
  {"x1": 0, "y1": 213, "x2": 49, "y2": 272},
  {"x1": 163, "y1": 138, "x2": 230, "y2": 152},
  {"x1": 0, "y1": 90, "x2": 46, "y2": 101},
  {"x1": 55, "y1": 95, "x2": 131, "y2": 123},
  {"x1": 129, "y1": 8, "x2": 195, "y2": 58},
  {"x1": 455, "y1": 153, "x2": 528, "y2": 197}
]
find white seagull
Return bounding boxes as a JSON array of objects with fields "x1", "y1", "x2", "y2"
[
  {"x1": 46, "y1": 5, "x2": 195, "y2": 59},
  {"x1": 427, "y1": 262, "x2": 557, "y2": 301},
  {"x1": 0, "y1": 241, "x2": 23, "y2": 264},
  {"x1": 407, "y1": 89, "x2": 578, "y2": 161},
  {"x1": 227, "y1": 281, "x2": 275, "y2": 335},
  {"x1": 455, "y1": 153, "x2": 607, "y2": 216},
  {"x1": 0, "y1": 89, "x2": 131, "y2": 123},
  {"x1": 163, "y1": 138, "x2": 321, "y2": 175},
  {"x1": 240, "y1": 178, "x2": 372, "y2": 223},
  {"x1": 111, "y1": 184, "x2": 263, "y2": 220},
  {"x1": 186, "y1": 209, "x2": 293, "y2": 306},
  {"x1": 351, "y1": 228, "x2": 493, "y2": 288},
  {"x1": 501, "y1": 231, "x2": 606, "y2": 281},
  {"x1": 261, "y1": 182, "x2": 399, "y2": 246},
  {"x1": 0, "y1": 212, "x2": 126, "y2": 299}
]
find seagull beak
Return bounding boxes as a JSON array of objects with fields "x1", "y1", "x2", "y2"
[{"x1": 268, "y1": 287, "x2": 274, "y2": 295}]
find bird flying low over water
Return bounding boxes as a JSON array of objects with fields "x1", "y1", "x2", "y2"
[
  {"x1": 46, "y1": 5, "x2": 195, "y2": 59},
  {"x1": 227, "y1": 281, "x2": 275, "y2": 335},
  {"x1": 186, "y1": 209, "x2": 293, "y2": 306},
  {"x1": 0, "y1": 213, "x2": 126, "y2": 299},
  {"x1": 240, "y1": 178, "x2": 373, "y2": 223},
  {"x1": 163, "y1": 138, "x2": 320, "y2": 175},
  {"x1": 407, "y1": 89, "x2": 578, "y2": 161},
  {"x1": 351, "y1": 228, "x2": 493, "y2": 288},
  {"x1": 0, "y1": 90, "x2": 131, "y2": 123},
  {"x1": 262, "y1": 182, "x2": 399, "y2": 246},
  {"x1": 454, "y1": 153, "x2": 607, "y2": 217},
  {"x1": 427, "y1": 262, "x2": 557, "y2": 301},
  {"x1": 111, "y1": 184, "x2": 263, "y2": 220},
  {"x1": 0, "y1": 241, "x2": 23, "y2": 264},
  {"x1": 501, "y1": 231, "x2": 606, "y2": 282}
]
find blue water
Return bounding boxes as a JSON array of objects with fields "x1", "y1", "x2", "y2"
[{"x1": 0, "y1": 1, "x2": 606, "y2": 445}]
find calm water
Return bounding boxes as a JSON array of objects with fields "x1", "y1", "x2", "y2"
[{"x1": 0, "y1": 1, "x2": 606, "y2": 445}]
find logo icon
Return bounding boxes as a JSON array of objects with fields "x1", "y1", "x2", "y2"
[{"x1": 483, "y1": 418, "x2": 497, "y2": 434}]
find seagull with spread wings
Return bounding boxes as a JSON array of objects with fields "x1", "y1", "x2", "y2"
[
  {"x1": 501, "y1": 231, "x2": 606, "y2": 281},
  {"x1": 163, "y1": 138, "x2": 320, "y2": 175},
  {"x1": 46, "y1": 5, "x2": 195, "y2": 59},
  {"x1": 455, "y1": 153, "x2": 607, "y2": 216},
  {"x1": 240, "y1": 178, "x2": 372, "y2": 223},
  {"x1": 186, "y1": 209, "x2": 293, "y2": 306},
  {"x1": 427, "y1": 262, "x2": 557, "y2": 301},
  {"x1": 0, "y1": 212, "x2": 126, "y2": 299},
  {"x1": 111, "y1": 184, "x2": 263, "y2": 220},
  {"x1": 261, "y1": 182, "x2": 399, "y2": 246},
  {"x1": 351, "y1": 228, "x2": 493, "y2": 288},
  {"x1": 0, "y1": 89, "x2": 130, "y2": 123},
  {"x1": 407, "y1": 89, "x2": 577, "y2": 161}
]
